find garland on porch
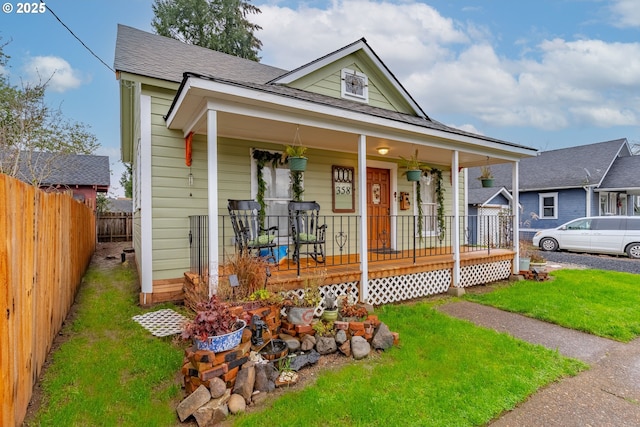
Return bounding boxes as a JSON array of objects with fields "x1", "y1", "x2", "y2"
[
  {"x1": 252, "y1": 149, "x2": 282, "y2": 228},
  {"x1": 415, "y1": 169, "x2": 445, "y2": 241}
]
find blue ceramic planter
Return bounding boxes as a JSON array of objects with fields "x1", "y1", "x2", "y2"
[{"x1": 194, "y1": 320, "x2": 246, "y2": 352}]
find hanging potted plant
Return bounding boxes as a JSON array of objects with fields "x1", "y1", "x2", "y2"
[
  {"x1": 181, "y1": 295, "x2": 247, "y2": 352},
  {"x1": 478, "y1": 166, "x2": 494, "y2": 188},
  {"x1": 400, "y1": 149, "x2": 429, "y2": 182},
  {"x1": 282, "y1": 145, "x2": 308, "y2": 172}
]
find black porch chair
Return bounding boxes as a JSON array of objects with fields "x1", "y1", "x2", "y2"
[
  {"x1": 288, "y1": 201, "x2": 327, "y2": 265},
  {"x1": 228, "y1": 200, "x2": 278, "y2": 263}
]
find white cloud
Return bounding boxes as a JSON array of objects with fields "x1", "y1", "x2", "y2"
[
  {"x1": 22, "y1": 56, "x2": 84, "y2": 92},
  {"x1": 255, "y1": 0, "x2": 640, "y2": 131},
  {"x1": 610, "y1": 0, "x2": 640, "y2": 28}
]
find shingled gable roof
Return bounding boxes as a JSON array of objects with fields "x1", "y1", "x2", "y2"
[
  {"x1": 469, "y1": 138, "x2": 630, "y2": 191},
  {"x1": 599, "y1": 155, "x2": 640, "y2": 193},
  {"x1": 114, "y1": 24, "x2": 286, "y2": 84},
  {"x1": 268, "y1": 37, "x2": 428, "y2": 119},
  {"x1": 116, "y1": 25, "x2": 534, "y2": 153},
  {"x1": 8, "y1": 152, "x2": 110, "y2": 188}
]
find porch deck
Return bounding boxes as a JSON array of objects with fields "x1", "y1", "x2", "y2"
[{"x1": 264, "y1": 247, "x2": 515, "y2": 291}]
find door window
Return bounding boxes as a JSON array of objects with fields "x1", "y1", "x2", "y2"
[{"x1": 419, "y1": 174, "x2": 437, "y2": 235}]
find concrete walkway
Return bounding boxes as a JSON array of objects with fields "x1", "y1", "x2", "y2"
[{"x1": 438, "y1": 301, "x2": 640, "y2": 426}]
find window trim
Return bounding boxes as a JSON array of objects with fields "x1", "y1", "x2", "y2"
[{"x1": 538, "y1": 192, "x2": 558, "y2": 219}]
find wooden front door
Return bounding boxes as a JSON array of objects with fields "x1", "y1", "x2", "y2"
[{"x1": 367, "y1": 167, "x2": 391, "y2": 249}]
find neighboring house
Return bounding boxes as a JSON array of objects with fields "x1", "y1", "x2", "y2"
[
  {"x1": 2, "y1": 151, "x2": 110, "y2": 210},
  {"x1": 114, "y1": 25, "x2": 537, "y2": 305},
  {"x1": 468, "y1": 138, "x2": 640, "y2": 240},
  {"x1": 105, "y1": 198, "x2": 133, "y2": 213}
]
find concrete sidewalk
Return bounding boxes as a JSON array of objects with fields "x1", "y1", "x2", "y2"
[{"x1": 438, "y1": 301, "x2": 640, "y2": 426}]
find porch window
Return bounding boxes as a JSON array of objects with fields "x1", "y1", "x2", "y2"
[
  {"x1": 251, "y1": 150, "x2": 297, "y2": 236},
  {"x1": 419, "y1": 174, "x2": 437, "y2": 235},
  {"x1": 539, "y1": 192, "x2": 558, "y2": 219}
]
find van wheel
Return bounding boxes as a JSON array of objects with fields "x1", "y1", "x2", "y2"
[
  {"x1": 540, "y1": 238, "x2": 559, "y2": 252},
  {"x1": 626, "y1": 243, "x2": 640, "y2": 259}
]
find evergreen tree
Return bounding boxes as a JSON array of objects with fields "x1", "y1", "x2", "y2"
[{"x1": 152, "y1": 0, "x2": 262, "y2": 61}]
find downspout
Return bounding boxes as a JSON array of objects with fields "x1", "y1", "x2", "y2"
[{"x1": 583, "y1": 186, "x2": 591, "y2": 217}]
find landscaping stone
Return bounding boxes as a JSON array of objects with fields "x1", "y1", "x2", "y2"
[
  {"x1": 371, "y1": 322, "x2": 394, "y2": 350},
  {"x1": 289, "y1": 349, "x2": 320, "y2": 371},
  {"x1": 280, "y1": 333, "x2": 301, "y2": 352},
  {"x1": 351, "y1": 336, "x2": 370, "y2": 360},
  {"x1": 251, "y1": 391, "x2": 269, "y2": 405},
  {"x1": 335, "y1": 329, "x2": 347, "y2": 345},
  {"x1": 177, "y1": 384, "x2": 211, "y2": 422},
  {"x1": 300, "y1": 334, "x2": 316, "y2": 351},
  {"x1": 193, "y1": 389, "x2": 230, "y2": 426},
  {"x1": 316, "y1": 336, "x2": 337, "y2": 355},
  {"x1": 233, "y1": 364, "x2": 256, "y2": 404},
  {"x1": 227, "y1": 393, "x2": 246, "y2": 414},
  {"x1": 208, "y1": 377, "x2": 227, "y2": 399},
  {"x1": 338, "y1": 340, "x2": 351, "y2": 357},
  {"x1": 253, "y1": 363, "x2": 275, "y2": 392}
]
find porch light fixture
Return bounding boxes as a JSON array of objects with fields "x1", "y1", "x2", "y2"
[{"x1": 377, "y1": 147, "x2": 389, "y2": 155}]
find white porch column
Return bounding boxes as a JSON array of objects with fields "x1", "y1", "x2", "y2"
[
  {"x1": 207, "y1": 109, "x2": 219, "y2": 296},
  {"x1": 358, "y1": 134, "x2": 369, "y2": 303},
  {"x1": 451, "y1": 151, "x2": 460, "y2": 287},
  {"x1": 512, "y1": 161, "x2": 520, "y2": 274}
]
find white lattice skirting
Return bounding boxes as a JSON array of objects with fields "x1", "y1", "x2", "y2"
[
  {"x1": 367, "y1": 269, "x2": 451, "y2": 305},
  {"x1": 459, "y1": 260, "x2": 512, "y2": 288}
]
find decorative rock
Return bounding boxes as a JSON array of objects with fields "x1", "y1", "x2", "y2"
[
  {"x1": 267, "y1": 362, "x2": 281, "y2": 382},
  {"x1": 316, "y1": 336, "x2": 337, "y2": 355},
  {"x1": 289, "y1": 349, "x2": 320, "y2": 371},
  {"x1": 280, "y1": 333, "x2": 301, "y2": 352},
  {"x1": 233, "y1": 365, "x2": 256, "y2": 404},
  {"x1": 252, "y1": 391, "x2": 269, "y2": 405},
  {"x1": 371, "y1": 322, "x2": 395, "y2": 350},
  {"x1": 208, "y1": 377, "x2": 227, "y2": 399},
  {"x1": 253, "y1": 363, "x2": 275, "y2": 392},
  {"x1": 228, "y1": 393, "x2": 246, "y2": 414},
  {"x1": 193, "y1": 389, "x2": 230, "y2": 426},
  {"x1": 300, "y1": 334, "x2": 316, "y2": 351},
  {"x1": 176, "y1": 384, "x2": 211, "y2": 422},
  {"x1": 338, "y1": 340, "x2": 351, "y2": 357},
  {"x1": 351, "y1": 336, "x2": 371, "y2": 360},
  {"x1": 335, "y1": 329, "x2": 347, "y2": 345}
]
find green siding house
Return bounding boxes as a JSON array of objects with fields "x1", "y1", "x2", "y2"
[{"x1": 114, "y1": 25, "x2": 536, "y2": 305}]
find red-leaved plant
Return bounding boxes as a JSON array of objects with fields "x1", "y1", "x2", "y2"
[{"x1": 181, "y1": 296, "x2": 240, "y2": 342}]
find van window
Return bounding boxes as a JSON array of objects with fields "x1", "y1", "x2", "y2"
[
  {"x1": 592, "y1": 218, "x2": 625, "y2": 231},
  {"x1": 566, "y1": 218, "x2": 591, "y2": 230},
  {"x1": 628, "y1": 219, "x2": 640, "y2": 230}
]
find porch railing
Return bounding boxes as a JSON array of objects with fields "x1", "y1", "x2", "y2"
[{"x1": 189, "y1": 214, "x2": 514, "y2": 277}]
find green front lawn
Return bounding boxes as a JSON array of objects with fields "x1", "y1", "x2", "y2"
[{"x1": 465, "y1": 269, "x2": 640, "y2": 342}]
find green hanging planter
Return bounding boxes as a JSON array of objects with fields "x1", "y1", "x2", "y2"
[
  {"x1": 288, "y1": 157, "x2": 307, "y2": 172},
  {"x1": 406, "y1": 169, "x2": 421, "y2": 182},
  {"x1": 481, "y1": 178, "x2": 494, "y2": 188}
]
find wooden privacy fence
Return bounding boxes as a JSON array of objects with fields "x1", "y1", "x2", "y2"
[
  {"x1": 1, "y1": 174, "x2": 96, "y2": 427},
  {"x1": 97, "y1": 211, "x2": 133, "y2": 242}
]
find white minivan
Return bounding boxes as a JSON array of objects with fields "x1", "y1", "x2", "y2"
[{"x1": 532, "y1": 216, "x2": 640, "y2": 259}]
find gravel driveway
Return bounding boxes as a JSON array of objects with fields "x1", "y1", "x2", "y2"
[{"x1": 534, "y1": 249, "x2": 640, "y2": 274}]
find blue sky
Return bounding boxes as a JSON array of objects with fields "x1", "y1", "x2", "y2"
[{"x1": 1, "y1": 0, "x2": 639, "y2": 196}]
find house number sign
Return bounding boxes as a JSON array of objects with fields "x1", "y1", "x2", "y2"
[{"x1": 332, "y1": 165, "x2": 355, "y2": 213}]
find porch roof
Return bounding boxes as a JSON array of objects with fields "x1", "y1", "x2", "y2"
[{"x1": 165, "y1": 73, "x2": 537, "y2": 169}]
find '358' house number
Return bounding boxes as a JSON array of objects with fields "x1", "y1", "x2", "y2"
[{"x1": 332, "y1": 166, "x2": 355, "y2": 213}]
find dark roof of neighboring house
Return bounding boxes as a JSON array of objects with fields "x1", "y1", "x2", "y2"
[
  {"x1": 106, "y1": 198, "x2": 133, "y2": 212},
  {"x1": 6, "y1": 151, "x2": 111, "y2": 188},
  {"x1": 468, "y1": 187, "x2": 511, "y2": 205},
  {"x1": 115, "y1": 25, "x2": 534, "y2": 152},
  {"x1": 469, "y1": 138, "x2": 630, "y2": 191},
  {"x1": 114, "y1": 24, "x2": 286, "y2": 85},
  {"x1": 599, "y1": 155, "x2": 640, "y2": 191}
]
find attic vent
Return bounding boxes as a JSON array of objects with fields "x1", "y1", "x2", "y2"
[{"x1": 341, "y1": 68, "x2": 368, "y2": 102}]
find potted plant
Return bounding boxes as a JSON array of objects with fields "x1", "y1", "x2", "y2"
[
  {"x1": 282, "y1": 145, "x2": 308, "y2": 172},
  {"x1": 321, "y1": 291, "x2": 338, "y2": 322},
  {"x1": 337, "y1": 295, "x2": 368, "y2": 321},
  {"x1": 400, "y1": 149, "x2": 429, "y2": 182},
  {"x1": 530, "y1": 252, "x2": 547, "y2": 268},
  {"x1": 181, "y1": 295, "x2": 247, "y2": 352},
  {"x1": 478, "y1": 166, "x2": 494, "y2": 188}
]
